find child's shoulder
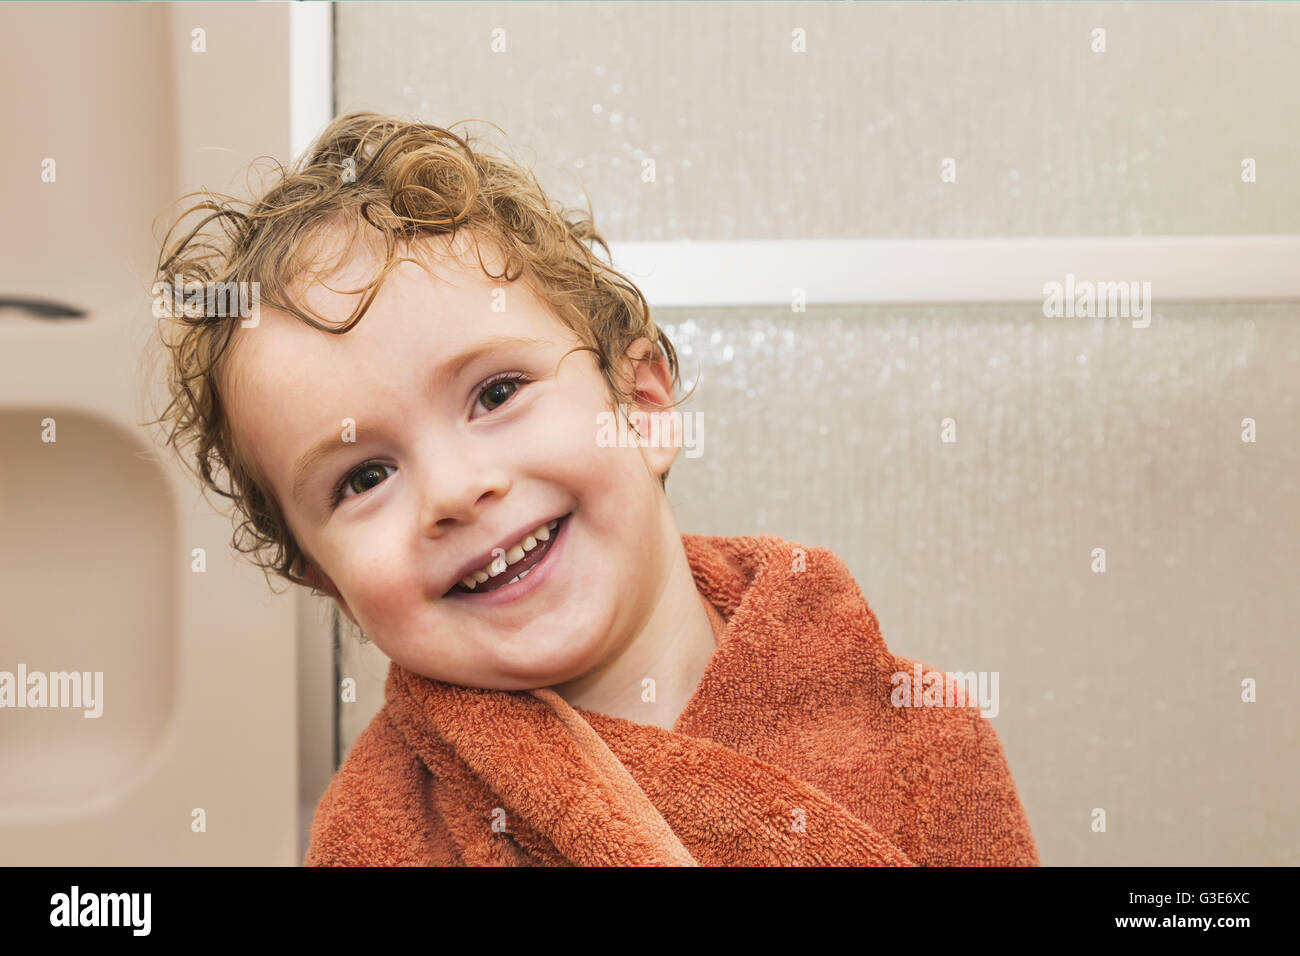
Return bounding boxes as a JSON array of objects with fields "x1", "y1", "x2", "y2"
[{"x1": 302, "y1": 706, "x2": 456, "y2": 866}]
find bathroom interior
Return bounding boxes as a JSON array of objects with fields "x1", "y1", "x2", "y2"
[{"x1": 0, "y1": 1, "x2": 1297, "y2": 866}]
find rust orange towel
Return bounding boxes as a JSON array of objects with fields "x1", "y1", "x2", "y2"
[{"x1": 305, "y1": 533, "x2": 1040, "y2": 866}]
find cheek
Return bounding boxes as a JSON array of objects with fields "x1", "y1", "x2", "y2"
[
  {"x1": 567, "y1": 382, "x2": 641, "y2": 456},
  {"x1": 557, "y1": 405, "x2": 649, "y2": 490},
  {"x1": 338, "y1": 551, "x2": 423, "y2": 626}
]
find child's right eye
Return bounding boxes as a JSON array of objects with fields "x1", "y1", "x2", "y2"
[{"x1": 330, "y1": 462, "x2": 395, "y2": 507}]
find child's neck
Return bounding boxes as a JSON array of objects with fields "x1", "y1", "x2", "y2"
[{"x1": 548, "y1": 518, "x2": 717, "y2": 732}]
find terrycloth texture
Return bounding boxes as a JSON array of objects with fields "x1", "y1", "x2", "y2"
[{"x1": 305, "y1": 534, "x2": 1040, "y2": 866}]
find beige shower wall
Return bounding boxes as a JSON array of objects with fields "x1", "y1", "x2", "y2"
[
  {"x1": 337, "y1": 0, "x2": 1300, "y2": 238},
  {"x1": 330, "y1": 1, "x2": 1300, "y2": 866},
  {"x1": 0, "y1": 1, "x2": 311, "y2": 865},
  {"x1": 0, "y1": 2, "x2": 178, "y2": 317}
]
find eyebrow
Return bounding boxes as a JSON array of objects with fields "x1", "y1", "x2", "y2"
[{"x1": 289, "y1": 333, "x2": 551, "y2": 506}]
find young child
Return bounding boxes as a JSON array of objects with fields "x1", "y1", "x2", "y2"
[{"x1": 151, "y1": 112, "x2": 1039, "y2": 866}]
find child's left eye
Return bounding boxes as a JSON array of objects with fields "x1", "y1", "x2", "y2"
[{"x1": 475, "y1": 372, "x2": 529, "y2": 415}]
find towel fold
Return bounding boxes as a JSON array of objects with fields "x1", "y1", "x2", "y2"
[{"x1": 305, "y1": 533, "x2": 1040, "y2": 866}]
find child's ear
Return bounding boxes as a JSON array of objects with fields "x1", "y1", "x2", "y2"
[
  {"x1": 624, "y1": 336, "x2": 674, "y2": 406},
  {"x1": 293, "y1": 558, "x2": 361, "y2": 630},
  {"x1": 622, "y1": 337, "x2": 680, "y2": 479}
]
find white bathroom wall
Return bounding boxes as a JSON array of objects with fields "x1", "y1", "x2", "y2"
[{"x1": 336, "y1": 1, "x2": 1300, "y2": 239}]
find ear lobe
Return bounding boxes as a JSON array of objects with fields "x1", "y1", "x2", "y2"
[
  {"x1": 293, "y1": 557, "x2": 336, "y2": 600},
  {"x1": 290, "y1": 555, "x2": 317, "y2": 589},
  {"x1": 296, "y1": 559, "x2": 363, "y2": 630}
]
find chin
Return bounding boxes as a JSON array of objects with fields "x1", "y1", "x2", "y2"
[{"x1": 490, "y1": 631, "x2": 599, "y2": 686}]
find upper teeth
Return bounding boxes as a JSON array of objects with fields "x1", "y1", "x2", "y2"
[{"x1": 458, "y1": 519, "x2": 559, "y2": 590}]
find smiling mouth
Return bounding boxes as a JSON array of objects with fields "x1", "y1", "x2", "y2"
[{"x1": 445, "y1": 513, "x2": 571, "y2": 597}]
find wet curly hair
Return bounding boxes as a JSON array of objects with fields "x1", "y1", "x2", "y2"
[{"x1": 146, "y1": 111, "x2": 695, "y2": 594}]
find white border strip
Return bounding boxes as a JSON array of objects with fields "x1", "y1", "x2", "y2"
[
  {"x1": 605, "y1": 237, "x2": 1300, "y2": 307},
  {"x1": 289, "y1": 0, "x2": 333, "y2": 161}
]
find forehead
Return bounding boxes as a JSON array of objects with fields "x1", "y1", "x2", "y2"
[
  {"x1": 279, "y1": 226, "x2": 509, "y2": 336},
  {"x1": 229, "y1": 228, "x2": 560, "y2": 386}
]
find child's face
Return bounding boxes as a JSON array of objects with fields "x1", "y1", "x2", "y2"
[{"x1": 224, "y1": 231, "x2": 681, "y2": 689}]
